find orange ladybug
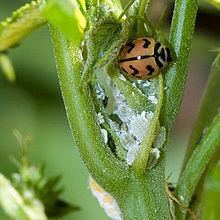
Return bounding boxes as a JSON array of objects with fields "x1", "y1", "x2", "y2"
[{"x1": 118, "y1": 37, "x2": 172, "y2": 79}]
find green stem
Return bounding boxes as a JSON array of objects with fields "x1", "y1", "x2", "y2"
[
  {"x1": 175, "y1": 112, "x2": 220, "y2": 219},
  {"x1": 117, "y1": 165, "x2": 171, "y2": 220},
  {"x1": 183, "y1": 53, "x2": 220, "y2": 168},
  {"x1": 0, "y1": 0, "x2": 46, "y2": 52},
  {"x1": 76, "y1": 0, "x2": 86, "y2": 17},
  {"x1": 137, "y1": 0, "x2": 150, "y2": 35},
  {"x1": 118, "y1": 0, "x2": 136, "y2": 20},
  {"x1": 161, "y1": 0, "x2": 199, "y2": 130},
  {"x1": 137, "y1": 0, "x2": 150, "y2": 18},
  {"x1": 50, "y1": 27, "x2": 130, "y2": 193}
]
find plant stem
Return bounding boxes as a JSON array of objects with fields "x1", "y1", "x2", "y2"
[
  {"x1": 118, "y1": 0, "x2": 135, "y2": 20},
  {"x1": 117, "y1": 164, "x2": 171, "y2": 220},
  {"x1": 183, "y1": 53, "x2": 220, "y2": 168},
  {"x1": 50, "y1": 25, "x2": 171, "y2": 220},
  {"x1": 50, "y1": 26, "x2": 130, "y2": 193},
  {"x1": 175, "y1": 112, "x2": 220, "y2": 219},
  {"x1": 161, "y1": 0, "x2": 199, "y2": 130},
  {"x1": 137, "y1": 0, "x2": 150, "y2": 35}
]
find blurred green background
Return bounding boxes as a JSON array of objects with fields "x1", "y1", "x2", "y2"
[{"x1": 0, "y1": 0, "x2": 219, "y2": 220}]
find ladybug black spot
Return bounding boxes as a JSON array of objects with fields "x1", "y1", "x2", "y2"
[
  {"x1": 154, "y1": 43, "x2": 164, "y2": 68},
  {"x1": 143, "y1": 39, "x2": 151, "y2": 48},
  {"x1": 146, "y1": 65, "x2": 155, "y2": 75},
  {"x1": 121, "y1": 67, "x2": 128, "y2": 73},
  {"x1": 154, "y1": 56, "x2": 164, "y2": 68},
  {"x1": 154, "y1": 42, "x2": 161, "y2": 54},
  {"x1": 160, "y1": 48, "x2": 166, "y2": 62},
  {"x1": 129, "y1": 65, "x2": 139, "y2": 76},
  {"x1": 166, "y1": 48, "x2": 172, "y2": 62},
  {"x1": 127, "y1": 41, "x2": 135, "y2": 53}
]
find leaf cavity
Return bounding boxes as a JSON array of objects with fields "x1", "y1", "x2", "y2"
[{"x1": 91, "y1": 69, "x2": 161, "y2": 166}]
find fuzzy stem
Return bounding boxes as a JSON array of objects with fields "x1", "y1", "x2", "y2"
[
  {"x1": 161, "y1": 0, "x2": 199, "y2": 130},
  {"x1": 183, "y1": 53, "x2": 220, "y2": 168},
  {"x1": 50, "y1": 27, "x2": 130, "y2": 193},
  {"x1": 118, "y1": 0, "x2": 135, "y2": 20},
  {"x1": 175, "y1": 112, "x2": 220, "y2": 219},
  {"x1": 117, "y1": 164, "x2": 171, "y2": 220},
  {"x1": 137, "y1": 0, "x2": 150, "y2": 35}
]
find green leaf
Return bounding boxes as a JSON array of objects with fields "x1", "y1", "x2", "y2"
[
  {"x1": 183, "y1": 53, "x2": 220, "y2": 167},
  {"x1": 10, "y1": 131, "x2": 79, "y2": 219},
  {"x1": 106, "y1": 64, "x2": 153, "y2": 112},
  {"x1": 175, "y1": 112, "x2": 220, "y2": 219},
  {"x1": 132, "y1": 75, "x2": 164, "y2": 174},
  {"x1": 206, "y1": 0, "x2": 220, "y2": 9},
  {"x1": 200, "y1": 160, "x2": 220, "y2": 220},
  {"x1": 0, "y1": 173, "x2": 47, "y2": 220},
  {"x1": 161, "y1": 0, "x2": 199, "y2": 130},
  {"x1": 89, "y1": 17, "x2": 122, "y2": 62},
  {"x1": 85, "y1": 16, "x2": 124, "y2": 63},
  {"x1": 82, "y1": 15, "x2": 129, "y2": 84},
  {"x1": 39, "y1": 175, "x2": 80, "y2": 218},
  {"x1": 101, "y1": 0, "x2": 123, "y2": 17},
  {"x1": 0, "y1": 0, "x2": 46, "y2": 52},
  {"x1": 45, "y1": 199, "x2": 80, "y2": 218},
  {"x1": 0, "y1": 54, "x2": 16, "y2": 82},
  {"x1": 105, "y1": 65, "x2": 164, "y2": 173},
  {"x1": 41, "y1": 0, "x2": 85, "y2": 45}
]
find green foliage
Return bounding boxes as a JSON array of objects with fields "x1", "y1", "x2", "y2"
[
  {"x1": 200, "y1": 160, "x2": 220, "y2": 219},
  {"x1": 0, "y1": 0, "x2": 46, "y2": 52},
  {"x1": 49, "y1": 0, "x2": 173, "y2": 217},
  {"x1": 0, "y1": 173, "x2": 47, "y2": 220},
  {"x1": 176, "y1": 112, "x2": 220, "y2": 219},
  {"x1": 177, "y1": 52, "x2": 220, "y2": 219},
  {"x1": 0, "y1": 53, "x2": 15, "y2": 82},
  {"x1": 41, "y1": 0, "x2": 85, "y2": 45},
  {"x1": 207, "y1": 0, "x2": 220, "y2": 9},
  {"x1": 132, "y1": 75, "x2": 163, "y2": 174},
  {"x1": 184, "y1": 53, "x2": 220, "y2": 166},
  {"x1": 0, "y1": 131, "x2": 78, "y2": 220},
  {"x1": 43, "y1": 0, "x2": 199, "y2": 218},
  {"x1": 161, "y1": 0, "x2": 199, "y2": 130},
  {"x1": 82, "y1": 15, "x2": 127, "y2": 82},
  {"x1": 0, "y1": 0, "x2": 219, "y2": 219}
]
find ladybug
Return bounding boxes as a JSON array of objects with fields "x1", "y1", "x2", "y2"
[{"x1": 118, "y1": 37, "x2": 172, "y2": 80}]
